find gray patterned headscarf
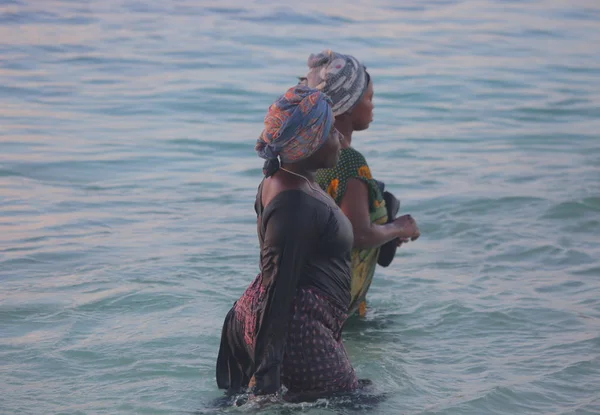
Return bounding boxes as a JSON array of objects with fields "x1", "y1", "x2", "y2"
[{"x1": 301, "y1": 49, "x2": 368, "y2": 116}]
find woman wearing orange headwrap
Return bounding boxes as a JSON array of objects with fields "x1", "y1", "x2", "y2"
[{"x1": 216, "y1": 85, "x2": 361, "y2": 401}]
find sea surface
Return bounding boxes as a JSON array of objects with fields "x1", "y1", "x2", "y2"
[{"x1": 1, "y1": 0, "x2": 600, "y2": 414}]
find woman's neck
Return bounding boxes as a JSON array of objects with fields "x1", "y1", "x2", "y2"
[
  {"x1": 335, "y1": 119, "x2": 354, "y2": 148},
  {"x1": 280, "y1": 163, "x2": 316, "y2": 182}
]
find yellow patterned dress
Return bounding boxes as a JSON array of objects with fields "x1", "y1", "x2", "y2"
[{"x1": 315, "y1": 147, "x2": 388, "y2": 317}]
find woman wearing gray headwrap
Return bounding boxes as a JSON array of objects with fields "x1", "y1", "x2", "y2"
[{"x1": 302, "y1": 50, "x2": 421, "y2": 318}]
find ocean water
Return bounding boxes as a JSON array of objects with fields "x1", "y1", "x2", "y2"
[{"x1": 1, "y1": 0, "x2": 600, "y2": 413}]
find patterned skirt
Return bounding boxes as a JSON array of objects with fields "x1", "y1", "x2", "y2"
[
  {"x1": 281, "y1": 287, "x2": 358, "y2": 395},
  {"x1": 231, "y1": 280, "x2": 358, "y2": 396}
]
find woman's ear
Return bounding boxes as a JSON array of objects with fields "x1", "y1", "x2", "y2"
[{"x1": 335, "y1": 111, "x2": 351, "y2": 121}]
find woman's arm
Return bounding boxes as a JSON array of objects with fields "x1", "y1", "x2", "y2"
[
  {"x1": 340, "y1": 178, "x2": 419, "y2": 249},
  {"x1": 252, "y1": 194, "x2": 318, "y2": 395}
]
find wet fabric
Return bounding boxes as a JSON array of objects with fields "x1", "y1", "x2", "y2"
[
  {"x1": 281, "y1": 287, "x2": 358, "y2": 394},
  {"x1": 219, "y1": 285, "x2": 358, "y2": 397},
  {"x1": 216, "y1": 186, "x2": 357, "y2": 396},
  {"x1": 315, "y1": 147, "x2": 388, "y2": 316}
]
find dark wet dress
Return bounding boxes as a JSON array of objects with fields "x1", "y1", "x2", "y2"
[{"x1": 216, "y1": 184, "x2": 358, "y2": 397}]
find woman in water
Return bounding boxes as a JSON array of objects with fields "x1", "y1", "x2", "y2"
[
  {"x1": 216, "y1": 85, "x2": 360, "y2": 401},
  {"x1": 301, "y1": 50, "x2": 421, "y2": 318}
]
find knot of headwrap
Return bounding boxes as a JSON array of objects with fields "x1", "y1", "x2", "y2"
[
  {"x1": 302, "y1": 49, "x2": 368, "y2": 117},
  {"x1": 255, "y1": 84, "x2": 333, "y2": 177}
]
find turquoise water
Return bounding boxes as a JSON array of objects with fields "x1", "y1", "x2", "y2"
[{"x1": 1, "y1": 0, "x2": 600, "y2": 413}]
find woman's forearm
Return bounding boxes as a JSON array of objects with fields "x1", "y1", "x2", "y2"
[{"x1": 352, "y1": 222, "x2": 399, "y2": 250}]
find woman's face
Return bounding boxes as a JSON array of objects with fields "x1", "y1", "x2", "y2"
[
  {"x1": 351, "y1": 80, "x2": 374, "y2": 131},
  {"x1": 312, "y1": 126, "x2": 343, "y2": 169}
]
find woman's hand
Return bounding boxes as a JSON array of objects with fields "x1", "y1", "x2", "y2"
[
  {"x1": 392, "y1": 215, "x2": 420, "y2": 241},
  {"x1": 396, "y1": 237, "x2": 410, "y2": 247}
]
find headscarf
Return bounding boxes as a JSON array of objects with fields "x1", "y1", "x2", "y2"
[
  {"x1": 300, "y1": 49, "x2": 368, "y2": 117},
  {"x1": 255, "y1": 84, "x2": 333, "y2": 177}
]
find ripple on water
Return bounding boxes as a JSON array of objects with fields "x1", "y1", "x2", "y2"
[{"x1": 1, "y1": 0, "x2": 600, "y2": 414}]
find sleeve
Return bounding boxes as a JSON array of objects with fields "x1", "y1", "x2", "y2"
[
  {"x1": 324, "y1": 148, "x2": 375, "y2": 205},
  {"x1": 251, "y1": 193, "x2": 322, "y2": 395}
]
